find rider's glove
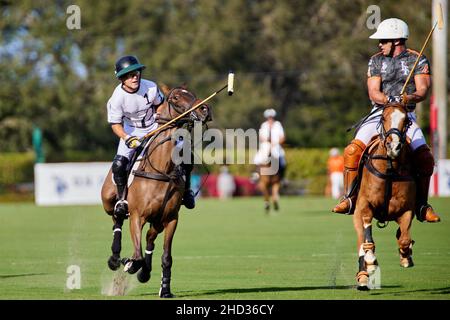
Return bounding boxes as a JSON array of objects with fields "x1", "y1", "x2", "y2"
[
  {"x1": 386, "y1": 95, "x2": 402, "y2": 104},
  {"x1": 386, "y1": 94, "x2": 407, "y2": 105},
  {"x1": 125, "y1": 135, "x2": 142, "y2": 149}
]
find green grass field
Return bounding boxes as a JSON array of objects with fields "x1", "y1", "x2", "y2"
[{"x1": 0, "y1": 196, "x2": 449, "y2": 300}]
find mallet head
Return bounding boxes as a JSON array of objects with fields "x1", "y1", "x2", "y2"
[{"x1": 227, "y1": 71, "x2": 234, "y2": 96}]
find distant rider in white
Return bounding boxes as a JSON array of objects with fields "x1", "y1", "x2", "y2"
[
  {"x1": 106, "y1": 55, "x2": 196, "y2": 219},
  {"x1": 253, "y1": 108, "x2": 287, "y2": 180}
]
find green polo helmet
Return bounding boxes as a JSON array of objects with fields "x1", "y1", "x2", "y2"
[{"x1": 114, "y1": 55, "x2": 146, "y2": 79}]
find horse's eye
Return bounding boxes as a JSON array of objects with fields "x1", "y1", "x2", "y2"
[{"x1": 173, "y1": 95, "x2": 178, "y2": 100}]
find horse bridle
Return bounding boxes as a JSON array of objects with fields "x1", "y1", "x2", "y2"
[
  {"x1": 163, "y1": 87, "x2": 201, "y2": 124},
  {"x1": 378, "y1": 105, "x2": 412, "y2": 149}
]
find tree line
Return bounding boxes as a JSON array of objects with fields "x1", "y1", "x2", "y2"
[{"x1": 0, "y1": 0, "x2": 445, "y2": 160}]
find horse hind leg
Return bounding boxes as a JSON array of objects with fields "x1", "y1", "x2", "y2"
[
  {"x1": 272, "y1": 181, "x2": 280, "y2": 211},
  {"x1": 108, "y1": 218, "x2": 124, "y2": 271},
  {"x1": 137, "y1": 225, "x2": 159, "y2": 283},
  {"x1": 159, "y1": 219, "x2": 178, "y2": 298}
]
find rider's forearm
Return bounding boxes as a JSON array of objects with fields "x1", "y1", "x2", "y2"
[
  {"x1": 404, "y1": 85, "x2": 429, "y2": 104},
  {"x1": 369, "y1": 90, "x2": 389, "y2": 105},
  {"x1": 111, "y1": 123, "x2": 127, "y2": 140}
]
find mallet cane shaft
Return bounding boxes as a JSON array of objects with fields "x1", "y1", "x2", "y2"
[
  {"x1": 400, "y1": 3, "x2": 443, "y2": 96},
  {"x1": 139, "y1": 71, "x2": 234, "y2": 142}
]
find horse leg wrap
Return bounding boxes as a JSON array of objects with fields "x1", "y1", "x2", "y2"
[
  {"x1": 159, "y1": 276, "x2": 173, "y2": 298},
  {"x1": 108, "y1": 224, "x2": 123, "y2": 271},
  {"x1": 356, "y1": 270, "x2": 369, "y2": 290},
  {"x1": 144, "y1": 249, "x2": 153, "y2": 272},
  {"x1": 111, "y1": 228, "x2": 122, "y2": 256},
  {"x1": 137, "y1": 249, "x2": 153, "y2": 283}
]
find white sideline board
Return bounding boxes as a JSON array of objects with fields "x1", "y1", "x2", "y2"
[
  {"x1": 34, "y1": 162, "x2": 111, "y2": 206},
  {"x1": 438, "y1": 159, "x2": 450, "y2": 197}
]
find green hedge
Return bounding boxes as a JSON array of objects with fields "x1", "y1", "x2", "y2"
[
  {"x1": 0, "y1": 148, "x2": 335, "y2": 195},
  {"x1": 199, "y1": 147, "x2": 333, "y2": 195},
  {"x1": 0, "y1": 152, "x2": 35, "y2": 185}
]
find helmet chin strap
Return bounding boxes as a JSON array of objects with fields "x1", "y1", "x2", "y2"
[{"x1": 388, "y1": 40, "x2": 396, "y2": 57}]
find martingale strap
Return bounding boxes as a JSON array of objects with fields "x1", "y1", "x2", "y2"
[
  {"x1": 132, "y1": 170, "x2": 177, "y2": 182},
  {"x1": 364, "y1": 157, "x2": 414, "y2": 182}
]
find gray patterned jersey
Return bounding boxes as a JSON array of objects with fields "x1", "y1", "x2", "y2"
[{"x1": 367, "y1": 49, "x2": 431, "y2": 109}]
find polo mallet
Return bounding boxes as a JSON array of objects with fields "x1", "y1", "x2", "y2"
[
  {"x1": 400, "y1": 3, "x2": 444, "y2": 95},
  {"x1": 139, "y1": 71, "x2": 234, "y2": 142}
]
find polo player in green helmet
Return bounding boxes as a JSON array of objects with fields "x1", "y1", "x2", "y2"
[{"x1": 106, "y1": 55, "x2": 196, "y2": 220}]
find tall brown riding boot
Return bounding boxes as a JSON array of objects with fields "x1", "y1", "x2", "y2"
[
  {"x1": 412, "y1": 145, "x2": 441, "y2": 223},
  {"x1": 332, "y1": 139, "x2": 365, "y2": 214},
  {"x1": 416, "y1": 175, "x2": 440, "y2": 222}
]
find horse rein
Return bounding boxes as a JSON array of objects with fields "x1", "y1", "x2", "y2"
[
  {"x1": 135, "y1": 88, "x2": 203, "y2": 183},
  {"x1": 157, "y1": 88, "x2": 200, "y2": 125}
]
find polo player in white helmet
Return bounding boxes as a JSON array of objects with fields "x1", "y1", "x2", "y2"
[
  {"x1": 253, "y1": 108, "x2": 287, "y2": 179},
  {"x1": 331, "y1": 18, "x2": 440, "y2": 223}
]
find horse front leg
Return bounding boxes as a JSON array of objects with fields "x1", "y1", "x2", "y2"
[
  {"x1": 107, "y1": 216, "x2": 124, "y2": 271},
  {"x1": 137, "y1": 225, "x2": 159, "y2": 283},
  {"x1": 396, "y1": 211, "x2": 414, "y2": 268},
  {"x1": 353, "y1": 202, "x2": 375, "y2": 290},
  {"x1": 123, "y1": 213, "x2": 145, "y2": 274},
  {"x1": 159, "y1": 219, "x2": 178, "y2": 298}
]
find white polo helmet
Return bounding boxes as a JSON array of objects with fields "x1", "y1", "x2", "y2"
[
  {"x1": 264, "y1": 108, "x2": 276, "y2": 118},
  {"x1": 329, "y1": 148, "x2": 340, "y2": 157},
  {"x1": 369, "y1": 18, "x2": 409, "y2": 40}
]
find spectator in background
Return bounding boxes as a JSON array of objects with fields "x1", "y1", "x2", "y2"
[
  {"x1": 217, "y1": 166, "x2": 236, "y2": 199},
  {"x1": 327, "y1": 148, "x2": 344, "y2": 199}
]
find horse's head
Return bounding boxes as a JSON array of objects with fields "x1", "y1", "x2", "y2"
[
  {"x1": 158, "y1": 84, "x2": 212, "y2": 124},
  {"x1": 380, "y1": 103, "x2": 410, "y2": 159}
]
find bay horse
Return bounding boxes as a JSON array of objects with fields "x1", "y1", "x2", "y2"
[
  {"x1": 256, "y1": 147, "x2": 282, "y2": 213},
  {"x1": 353, "y1": 103, "x2": 416, "y2": 290},
  {"x1": 101, "y1": 85, "x2": 211, "y2": 298}
]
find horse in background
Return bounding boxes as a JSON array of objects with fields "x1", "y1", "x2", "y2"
[
  {"x1": 254, "y1": 142, "x2": 283, "y2": 213},
  {"x1": 101, "y1": 85, "x2": 211, "y2": 298},
  {"x1": 353, "y1": 103, "x2": 416, "y2": 290}
]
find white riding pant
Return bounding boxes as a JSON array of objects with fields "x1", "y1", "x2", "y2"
[
  {"x1": 355, "y1": 110, "x2": 426, "y2": 151},
  {"x1": 330, "y1": 172, "x2": 344, "y2": 199},
  {"x1": 116, "y1": 123, "x2": 158, "y2": 160}
]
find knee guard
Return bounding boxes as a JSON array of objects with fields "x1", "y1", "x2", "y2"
[
  {"x1": 343, "y1": 139, "x2": 365, "y2": 196},
  {"x1": 112, "y1": 155, "x2": 129, "y2": 186},
  {"x1": 344, "y1": 139, "x2": 366, "y2": 170},
  {"x1": 412, "y1": 145, "x2": 434, "y2": 177}
]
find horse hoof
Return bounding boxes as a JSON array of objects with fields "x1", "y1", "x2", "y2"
[
  {"x1": 108, "y1": 256, "x2": 121, "y2": 271},
  {"x1": 400, "y1": 257, "x2": 414, "y2": 268},
  {"x1": 160, "y1": 291, "x2": 174, "y2": 298},
  {"x1": 123, "y1": 259, "x2": 143, "y2": 274},
  {"x1": 356, "y1": 271, "x2": 369, "y2": 291},
  {"x1": 274, "y1": 202, "x2": 279, "y2": 211},
  {"x1": 137, "y1": 269, "x2": 151, "y2": 283},
  {"x1": 357, "y1": 284, "x2": 370, "y2": 291}
]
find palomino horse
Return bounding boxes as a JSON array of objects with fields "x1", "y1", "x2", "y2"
[
  {"x1": 353, "y1": 103, "x2": 416, "y2": 290},
  {"x1": 101, "y1": 85, "x2": 211, "y2": 298}
]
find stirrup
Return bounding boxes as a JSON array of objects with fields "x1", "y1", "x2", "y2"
[
  {"x1": 114, "y1": 200, "x2": 129, "y2": 219},
  {"x1": 332, "y1": 196, "x2": 353, "y2": 215}
]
